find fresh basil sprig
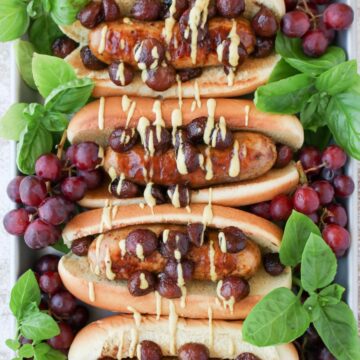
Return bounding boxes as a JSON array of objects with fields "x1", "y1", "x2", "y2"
[
  {"x1": 6, "y1": 270, "x2": 66, "y2": 360},
  {"x1": 242, "y1": 211, "x2": 360, "y2": 360},
  {"x1": 255, "y1": 32, "x2": 360, "y2": 160},
  {"x1": 0, "y1": 54, "x2": 94, "y2": 174}
]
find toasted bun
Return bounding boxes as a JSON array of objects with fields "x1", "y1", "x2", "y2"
[
  {"x1": 68, "y1": 97, "x2": 304, "y2": 149},
  {"x1": 68, "y1": 314, "x2": 299, "y2": 360},
  {"x1": 60, "y1": 0, "x2": 285, "y2": 98},
  {"x1": 79, "y1": 163, "x2": 299, "y2": 208},
  {"x1": 62, "y1": 203, "x2": 283, "y2": 251},
  {"x1": 59, "y1": 253, "x2": 291, "y2": 319}
]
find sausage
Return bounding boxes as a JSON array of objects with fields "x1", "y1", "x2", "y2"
[
  {"x1": 88, "y1": 17, "x2": 255, "y2": 69},
  {"x1": 87, "y1": 224, "x2": 261, "y2": 280},
  {"x1": 104, "y1": 132, "x2": 276, "y2": 188}
]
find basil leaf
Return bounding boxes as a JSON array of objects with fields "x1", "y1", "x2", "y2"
[
  {"x1": 304, "y1": 127, "x2": 332, "y2": 151},
  {"x1": 42, "y1": 112, "x2": 68, "y2": 132},
  {"x1": 17, "y1": 119, "x2": 53, "y2": 175},
  {"x1": 301, "y1": 233, "x2": 337, "y2": 293},
  {"x1": 9, "y1": 270, "x2": 40, "y2": 320},
  {"x1": 0, "y1": 0, "x2": 30, "y2": 42},
  {"x1": 34, "y1": 343, "x2": 66, "y2": 360},
  {"x1": 23, "y1": 103, "x2": 46, "y2": 120},
  {"x1": 254, "y1": 74, "x2": 314, "y2": 114},
  {"x1": 29, "y1": 14, "x2": 62, "y2": 54},
  {"x1": 45, "y1": 78, "x2": 94, "y2": 113},
  {"x1": 0, "y1": 103, "x2": 28, "y2": 141},
  {"x1": 5, "y1": 339, "x2": 20, "y2": 351},
  {"x1": 276, "y1": 32, "x2": 346, "y2": 76},
  {"x1": 243, "y1": 287, "x2": 310, "y2": 346},
  {"x1": 280, "y1": 210, "x2": 321, "y2": 267},
  {"x1": 268, "y1": 58, "x2": 299, "y2": 83},
  {"x1": 316, "y1": 60, "x2": 358, "y2": 96},
  {"x1": 19, "y1": 344, "x2": 35, "y2": 358},
  {"x1": 300, "y1": 93, "x2": 329, "y2": 131},
  {"x1": 50, "y1": 0, "x2": 90, "y2": 25},
  {"x1": 32, "y1": 54, "x2": 76, "y2": 98},
  {"x1": 21, "y1": 311, "x2": 60, "y2": 341},
  {"x1": 27, "y1": 0, "x2": 44, "y2": 18},
  {"x1": 304, "y1": 294, "x2": 322, "y2": 322},
  {"x1": 318, "y1": 284, "x2": 345, "y2": 306},
  {"x1": 14, "y1": 40, "x2": 37, "y2": 90},
  {"x1": 314, "y1": 302, "x2": 360, "y2": 360},
  {"x1": 326, "y1": 78, "x2": 360, "y2": 160},
  {"x1": 52, "y1": 238, "x2": 70, "y2": 253}
]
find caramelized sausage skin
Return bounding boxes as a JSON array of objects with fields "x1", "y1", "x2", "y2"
[
  {"x1": 89, "y1": 17, "x2": 255, "y2": 69},
  {"x1": 87, "y1": 225, "x2": 261, "y2": 280},
  {"x1": 104, "y1": 132, "x2": 276, "y2": 189}
]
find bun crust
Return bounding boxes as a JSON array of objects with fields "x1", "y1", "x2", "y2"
[{"x1": 68, "y1": 314, "x2": 299, "y2": 360}]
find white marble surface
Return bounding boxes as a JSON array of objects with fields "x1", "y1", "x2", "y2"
[{"x1": 0, "y1": 18, "x2": 360, "y2": 358}]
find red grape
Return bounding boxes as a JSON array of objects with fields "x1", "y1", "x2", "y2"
[
  {"x1": 293, "y1": 186, "x2": 320, "y2": 214},
  {"x1": 38, "y1": 196, "x2": 69, "y2": 225},
  {"x1": 302, "y1": 29, "x2": 328, "y2": 57},
  {"x1": 73, "y1": 142, "x2": 101, "y2": 171},
  {"x1": 39, "y1": 271, "x2": 62, "y2": 295},
  {"x1": 323, "y1": 3, "x2": 354, "y2": 30},
  {"x1": 50, "y1": 291, "x2": 77, "y2": 317},
  {"x1": 7, "y1": 176, "x2": 24, "y2": 203},
  {"x1": 24, "y1": 219, "x2": 61, "y2": 249},
  {"x1": 281, "y1": 10, "x2": 310, "y2": 38},
  {"x1": 299, "y1": 146, "x2": 321, "y2": 174},
  {"x1": 249, "y1": 201, "x2": 271, "y2": 219},
  {"x1": 67, "y1": 306, "x2": 89, "y2": 329},
  {"x1": 322, "y1": 224, "x2": 350, "y2": 257},
  {"x1": 47, "y1": 322, "x2": 74, "y2": 350},
  {"x1": 270, "y1": 194, "x2": 293, "y2": 221},
  {"x1": 275, "y1": 145, "x2": 293, "y2": 168},
  {"x1": 35, "y1": 154, "x2": 62, "y2": 181},
  {"x1": 333, "y1": 175, "x2": 355, "y2": 197},
  {"x1": 65, "y1": 144, "x2": 78, "y2": 164},
  {"x1": 317, "y1": 18, "x2": 335, "y2": 43},
  {"x1": 3, "y1": 208, "x2": 30, "y2": 235},
  {"x1": 35, "y1": 254, "x2": 60, "y2": 273},
  {"x1": 307, "y1": 211, "x2": 319, "y2": 224},
  {"x1": 321, "y1": 167, "x2": 342, "y2": 182},
  {"x1": 311, "y1": 180, "x2": 334, "y2": 205},
  {"x1": 321, "y1": 145, "x2": 347, "y2": 170},
  {"x1": 77, "y1": 169, "x2": 103, "y2": 189},
  {"x1": 285, "y1": 0, "x2": 297, "y2": 11},
  {"x1": 61, "y1": 176, "x2": 87, "y2": 201},
  {"x1": 324, "y1": 203, "x2": 348, "y2": 227},
  {"x1": 19, "y1": 176, "x2": 47, "y2": 206}
]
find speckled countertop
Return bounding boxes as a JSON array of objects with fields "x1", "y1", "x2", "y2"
[{"x1": 0, "y1": 16, "x2": 360, "y2": 358}]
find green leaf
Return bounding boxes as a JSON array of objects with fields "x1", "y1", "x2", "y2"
[
  {"x1": 50, "y1": 0, "x2": 90, "y2": 25},
  {"x1": 276, "y1": 32, "x2": 346, "y2": 76},
  {"x1": 301, "y1": 233, "x2": 337, "y2": 293},
  {"x1": 316, "y1": 60, "x2": 358, "y2": 96},
  {"x1": 27, "y1": 0, "x2": 44, "y2": 18},
  {"x1": 9, "y1": 270, "x2": 40, "y2": 320},
  {"x1": 314, "y1": 302, "x2": 360, "y2": 360},
  {"x1": 21, "y1": 312, "x2": 60, "y2": 342},
  {"x1": 45, "y1": 78, "x2": 94, "y2": 113},
  {"x1": 5, "y1": 339, "x2": 20, "y2": 351},
  {"x1": 303, "y1": 294, "x2": 322, "y2": 322},
  {"x1": 32, "y1": 53, "x2": 77, "y2": 98},
  {"x1": 326, "y1": 78, "x2": 360, "y2": 160},
  {"x1": 0, "y1": 103, "x2": 28, "y2": 141},
  {"x1": 243, "y1": 287, "x2": 310, "y2": 346},
  {"x1": 300, "y1": 93, "x2": 329, "y2": 131},
  {"x1": 42, "y1": 112, "x2": 68, "y2": 132},
  {"x1": 16, "y1": 119, "x2": 53, "y2": 175},
  {"x1": 268, "y1": 58, "x2": 300, "y2": 83},
  {"x1": 34, "y1": 343, "x2": 66, "y2": 360},
  {"x1": 0, "y1": 0, "x2": 30, "y2": 42},
  {"x1": 52, "y1": 238, "x2": 70, "y2": 253},
  {"x1": 29, "y1": 14, "x2": 62, "y2": 54},
  {"x1": 318, "y1": 284, "x2": 345, "y2": 306},
  {"x1": 304, "y1": 127, "x2": 332, "y2": 151},
  {"x1": 254, "y1": 74, "x2": 314, "y2": 114},
  {"x1": 19, "y1": 344, "x2": 35, "y2": 358},
  {"x1": 14, "y1": 40, "x2": 37, "y2": 90},
  {"x1": 280, "y1": 210, "x2": 321, "y2": 267},
  {"x1": 23, "y1": 103, "x2": 46, "y2": 120}
]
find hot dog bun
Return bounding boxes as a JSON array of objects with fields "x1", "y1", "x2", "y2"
[
  {"x1": 60, "y1": 0, "x2": 285, "y2": 98},
  {"x1": 68, "y1": 315, "x2": 299, "y2": 360}
]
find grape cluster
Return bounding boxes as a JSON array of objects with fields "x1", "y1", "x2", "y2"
[
  {"x1": 3, "y1": 142, "x2": 103, "y2": 249},
  {"x1": 35, "y1": 255, "x2": 89, "y2": 352},
  {"x1": 250, "y1": 145, "x2": 353, "y2": 257},
  {"x1": 281, "y1": 0, "x2": 354, "y2": 57}
]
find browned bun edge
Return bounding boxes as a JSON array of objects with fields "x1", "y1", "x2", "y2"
[
  {"x1": 79, "y1": 163, "x2": 299, "y2": 208},
  {"x1": 68, "y1": 314, "x2": 298, "y2": 360},
  {"x1": 59, "y1": 253, "x2": 292, "y2": 320},
  {"x1": 62, "y1": 203, "x2": 283, "y2": 252},
  {"x1": 68, "y1": 97, "x2": 303, "y2": 149}
]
